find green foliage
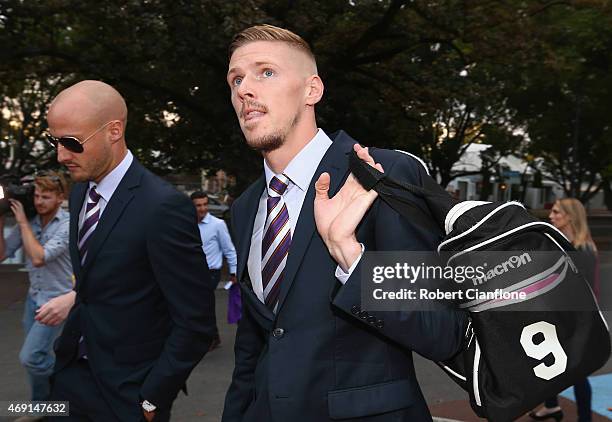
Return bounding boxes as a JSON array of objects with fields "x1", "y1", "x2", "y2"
[
  {"x1": 505, "y1": 1, "x2": 612, "y2": 202},
  {"x1": 0, "y1": 0, "x2": 610, "y2": 199}
]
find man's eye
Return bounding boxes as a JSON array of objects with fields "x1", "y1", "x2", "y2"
[
  {"x1": 263, "y1": 69, "x2": 274, "y2": 78},
  {"x1": 233, "y1": 77, "x2": 243, "y2": 86}
]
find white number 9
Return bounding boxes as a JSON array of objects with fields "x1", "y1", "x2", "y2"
[{"x1": 520, "y1": 321, "x2": 567, "y2": 380}]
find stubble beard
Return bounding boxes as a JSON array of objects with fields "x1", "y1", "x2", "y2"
[
  {"x1": 75, "y1": 151, "x2": 111, "y2": 184},
  {"x1": 69, "y1": 170, "x2": 88, "y2": 183},
  {"x1": 37, "y1": 204, "x2": 61, "y2": 219},
  {"x1": 245, "y1": 111, "x2": 301, "y2": 153}
]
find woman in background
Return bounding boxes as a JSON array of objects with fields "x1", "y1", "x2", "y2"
[{"x1": 529, "y1": 198, "x2": 600, "y2": 422}]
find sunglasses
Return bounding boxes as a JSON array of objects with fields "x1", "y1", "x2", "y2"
[{"x1": 45, "y1": 121, "x2": 115, "y2": 153}]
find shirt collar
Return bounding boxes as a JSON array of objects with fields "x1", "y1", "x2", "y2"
[
  {"x1": 89, "y1": 150, "x2": 134, "y2": 202},
  {"x1": 54, "y1": 207, "x2": 69, "y2": 222},
  {"x1": 263, "y1": 128, "x2": 333, "y2": 193},
  {"x1": 32, "y1": 207, "x2": 67, "y2": 228},
  {"x1": 200, "y1": 213, "x2": 212, "y2": 224}
]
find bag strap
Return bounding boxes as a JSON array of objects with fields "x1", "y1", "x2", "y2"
[{"x1": 348, "y1": 149, "x2": 444, "y2": 233}]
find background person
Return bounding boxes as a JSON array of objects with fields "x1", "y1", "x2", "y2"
[
  {"x1": 191, "y1": 190, "x2": 238, "y2": 350},
  {"x1": 529, "y1": 198, "x2": 600, "y2": 422},
  {"x1": 45, "y1": 80, "x2": 215, "y2": 422},
  {"x1": 0, "y1": 172, "x2": 72, "y2": 420}
]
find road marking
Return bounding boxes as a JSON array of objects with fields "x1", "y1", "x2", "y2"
[{"x1": 559, "y1": 373, "x2": 612, "y2": 418}]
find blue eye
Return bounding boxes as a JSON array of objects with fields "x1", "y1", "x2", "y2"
[
  {"x1": 233, "y1": 77, "x2": 243, "y2": 86},
  {"x1": 263, "y1": 69, "x2": 274, "y2": 78}
]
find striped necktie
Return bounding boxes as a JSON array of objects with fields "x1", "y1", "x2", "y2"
[
  {"x1": 262, "y1": 174, "x2": 292, "y2": 311},
  {"x1": 78, "y1": 186, "x2": 102, "y2": 265}
]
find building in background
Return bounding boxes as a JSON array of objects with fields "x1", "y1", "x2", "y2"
[{"x1": 444, "y1": 144, "x2": 607, "y2": 210}]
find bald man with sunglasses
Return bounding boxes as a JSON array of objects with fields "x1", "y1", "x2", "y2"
[{"x1": 45, "y1": 80, "x2": 215, "y2": 422}]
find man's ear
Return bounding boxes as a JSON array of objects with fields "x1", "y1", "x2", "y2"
[
  {"x1": 305, "y1": 75, "x2": 324, "y2": 107},
  {"x1": 108, "y1": 120, "x2": 125, "y2": 144}
]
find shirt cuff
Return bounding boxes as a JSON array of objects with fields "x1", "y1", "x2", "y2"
[{"x1": 335, "y1": 243, "x2": 365, "y2": 285}]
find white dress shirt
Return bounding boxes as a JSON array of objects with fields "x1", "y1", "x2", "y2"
[
  {"x1": 198, "y1": 213, "x2": 237, "y2": 273},
  {"x1": 247, "y1": 129, "x2": 361, "y2": 303},
  {"x1": 78, "y1": 150, "x2": 134, "y2": 229}
]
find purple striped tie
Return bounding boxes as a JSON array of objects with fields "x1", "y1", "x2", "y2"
[
  {"x1": 78, "y1": 186, "x2": 102, "y2": 265},
  {"x1": 262, "y1": 174, "x2": 292, "y2": 311}
]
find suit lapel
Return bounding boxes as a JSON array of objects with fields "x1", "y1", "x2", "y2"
[
  {"x1": 236, "y1": 176, "x2": 265, "y2": 286},
  {"x1": 80, "y1": 161, "x2": 143, "y2": 277},
  {"x1": 275, "y1": 131, "x2": 356, "y2": 314},
  {"x1": 69, "y1": 183, "x2": 88, "y2": 287},
  {"x1": 234, "y1": 176, "x2": 275, "y2": 321}
]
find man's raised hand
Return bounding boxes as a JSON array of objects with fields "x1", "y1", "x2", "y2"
[{"x1": 314, "y1": 145, "x2": 383, "y2": 271}]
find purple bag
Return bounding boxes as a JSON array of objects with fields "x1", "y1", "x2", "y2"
[{"x1": 227, "y1": 283, "x2": 242, "y2": 324}]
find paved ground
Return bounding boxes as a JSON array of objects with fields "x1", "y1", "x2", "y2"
[{"x1": 1, "y1": 264, "x2": 611, "y2": 421}]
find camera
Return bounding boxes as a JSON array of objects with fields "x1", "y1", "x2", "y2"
[{"x1": 0, "y1": 177, "x2": 36, "y2": 219}]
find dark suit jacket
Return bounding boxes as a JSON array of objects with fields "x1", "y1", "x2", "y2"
[
  {"x1": 54, "y1": 158, "x2": 215, "y2": 420},
  {"x1": 222, "y1": 131, "x2": 468, "y2": 422}
]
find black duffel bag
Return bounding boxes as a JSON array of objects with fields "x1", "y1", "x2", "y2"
[{"x1": 349, "y1": 149, "x2": 610, "y2": 422}]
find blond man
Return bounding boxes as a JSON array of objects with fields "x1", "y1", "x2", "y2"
[
  {"x1": 223, "y1": 25, "x2": 466, "y2": 422},
  {"x1": 0, "y1": 172, "x2": 72, "y2": 414}
]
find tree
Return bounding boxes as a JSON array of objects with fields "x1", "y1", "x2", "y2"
[
  {"x1": 1, "y1": 0, "x2": 610, "y2": 201},
  {"x1": 0, "y1": 76, "x2": 67, "y2": 178},
  {"x1": 505, "y1": 1, "x2": 612, "y2": 203}
]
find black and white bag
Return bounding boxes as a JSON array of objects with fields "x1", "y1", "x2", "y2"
[{"x1": 349, "y1": 150, "x2": 610, "y2": 422}]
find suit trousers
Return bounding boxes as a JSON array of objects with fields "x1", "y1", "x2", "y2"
[
  {"x1": 48, "y1": 359, "x2": 172, "y2": 422},
  {"x1": 48, "y1": 359, "x2": 119, "y2": 422}
]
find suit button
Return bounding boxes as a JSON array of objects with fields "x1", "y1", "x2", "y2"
[
  {"x1": 376, "y1": 320, "x2": 384, "y2": 329},
  {"x1": 272, "y1": 328, "x2": 285, "y2": 338},
  {"x1": 351, "y1": 305, "x2": 360, "y2": 315},
  {"x1": 358, "y1": 311, "x2": 368, "y2": 320},
  {"x1": 367, "y1": 316, "x2": 377, "y2": 324}
]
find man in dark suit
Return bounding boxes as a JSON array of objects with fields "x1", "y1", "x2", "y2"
[
  {"x1": 45, "y1": 80, "x2": 215, "y2": 422},
  {"x1": 222, "y1": 25, "x2": 468, "y2": 422}
]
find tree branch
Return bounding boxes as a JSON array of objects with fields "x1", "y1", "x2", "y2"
[{"x1": 347, "y1": 0, "x2": 408, "y2": 54}]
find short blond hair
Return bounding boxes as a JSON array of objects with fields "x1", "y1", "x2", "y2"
[
  {"x1": 35, "y1": 171, "x2": 68, "y2": 196},
  {"x1": 229, "y1": 24, "x2": 315, "y2": 63}
]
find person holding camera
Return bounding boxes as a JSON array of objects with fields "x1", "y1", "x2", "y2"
[{"x1": 0, "y1": 172, "x2": 73, "y2": 415}]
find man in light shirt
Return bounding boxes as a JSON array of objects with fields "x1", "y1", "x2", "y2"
[
  {"x1": 0, "y1": 172, "x2": 72, "y2": 422},
  {"x1": 191, "y1": 190, "x2": 237, "y2": 350}
]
